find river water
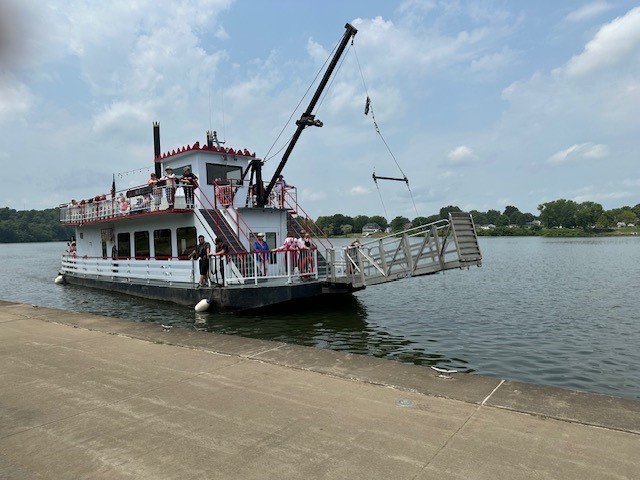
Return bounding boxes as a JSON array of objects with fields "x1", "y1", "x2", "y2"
[{"x1": 1, "y1": 237, "x2": 639, "y2": 400}]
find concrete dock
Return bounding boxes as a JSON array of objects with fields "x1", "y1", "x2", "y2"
[{"x1": 1, "y1": 300, "x2": 638, "y2": 479}]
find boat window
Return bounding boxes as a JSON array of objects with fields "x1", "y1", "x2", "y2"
[
  {"x1": 173, "y1": 165, "x2": 192, "y2": 177},
  {"x1": 206, "y1": 164, "x2": 242, "y2": 185},
  {"x1": 154, "y1": 229, "x2": 172, "y2": 259},
  {"x1": 117, "y1": 232, "x2": 131, "y2": 259},
  {"x1": 134, "y1": 231, "x2": 150, "y2": 259},
  {"x1": 177, "y1": 227, "x2": 197, "y2": 259}
]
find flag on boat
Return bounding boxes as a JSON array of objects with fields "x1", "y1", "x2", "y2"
[
  {"x1": 364, "y1": 96, "x2": 370, "y2": 115},
  {"x1": 111, "y1": 174, "x2": 116, "y2": 199}
]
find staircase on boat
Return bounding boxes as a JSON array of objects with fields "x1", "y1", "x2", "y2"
[
  {"x1": 324, "y1": 212, "x2": 481, "y2": 290},
  {"x1": 199, "y1": 208, "x2": 245, "y2": 253}
]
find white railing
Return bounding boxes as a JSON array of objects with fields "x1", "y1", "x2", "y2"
[
  {"x1": 61, "y1": 255, "x2": 197, "y2": 286},
  {"x1": 59, "y1": 185, "x2": 195, "y2": 224},
  {"x1": 211, "y1": 249, "x2": 319, "y2": 286},
  {"x1": 61, "y1": 248, "x2": 320, "y2": 288}
]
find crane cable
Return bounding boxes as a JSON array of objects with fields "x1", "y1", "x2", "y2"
[
  {"x1": 352, "y1": 45, "x2": 420, "y2": 220},
  {"x1": 263, "y1": 33, "x2": 347, "y2": 163}
]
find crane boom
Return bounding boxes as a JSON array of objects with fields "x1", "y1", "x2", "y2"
[{"x1": 255, "y1": 22, "x2": 358, "y2": 207}]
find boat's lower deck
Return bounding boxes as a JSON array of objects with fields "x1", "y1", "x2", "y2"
[{"x1": 61, "y1": 273, "x2": 326, "y2": 311}]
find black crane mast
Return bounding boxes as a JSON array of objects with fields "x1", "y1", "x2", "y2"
[{"x1": 252, "y1": 23, "x2": 358, "y2": 207}]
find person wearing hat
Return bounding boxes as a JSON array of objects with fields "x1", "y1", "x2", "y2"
[
  {"x1": 162, "y1": 166, "x2": 176, "y2": 208},
  {"x1": 253, "y1": 232, "x2": 270, "y2": 276}
]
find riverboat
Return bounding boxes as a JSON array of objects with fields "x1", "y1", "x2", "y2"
[{"x1": 56, "y1": 24, "x2": 482, "y2": 311}]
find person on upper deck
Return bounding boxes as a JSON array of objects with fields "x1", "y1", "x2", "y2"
[
  {"x1": 118, "y1": 194, "x2": 130, "y2": 215},
  {"x1": 275, "y1": 174, "x2": 287, "y2": 207},
  {"x1": 179, "y1": 166, "x2": 198, "y2": 209},
  {"x1": 162, "y1": 166, "x2": 176, "y2": 208},
  {"x1": 147, "y1": 173, "x2": 161, "y2": 210}
]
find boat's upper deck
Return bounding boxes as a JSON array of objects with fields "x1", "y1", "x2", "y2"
[{"x1": 58, "y1": 142, "x2": 299, "y2": 226}]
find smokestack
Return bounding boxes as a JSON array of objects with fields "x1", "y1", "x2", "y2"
[
  {"x1": 206, "y1": 130, "x2": 214, "y2": 148},
  {"x1": 153, "y1": 122, "x2": 162, "y2": 178}
]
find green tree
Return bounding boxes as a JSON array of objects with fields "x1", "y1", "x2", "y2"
[
  {"x1": 341, "y1": 224, "x2": 353, "y2": 235},
  {"x1": 439, "y1": 205, "x2": 461, "y2": 219},
  {"x1": 0, "y1": 208, "x2": 73, "y2": 243},
  {"x1": 615, "y1": 209, "x2": 638, "y2": 225},
  {"x1": 596, "y1": 212, "x2": 615, "y2": 228},
  {"x1": 503, "y1": 205, "x2": 519, "y2": 217},
  {"x1": 390, "y1": 216, "x2": 410, "y2": 232},
  {"x1": 538, "y1": 199, "x2": 578, "y2": 228},
  {"x1": 495, "y1": 214, "x2": 510, "y2": 227},
  {"x1": 352, "y1": 215, "x2": 369, "y2": 233},
  {"x1": 509, "y1": 210, "x2": 526, "y2": 227},
  {"x1": 485, "y1": 209, "x2": 501, "y2": 225},
  {"x1": 411, "y1": 216, "x2": 431, "y2": 227},
  {"x1": 575, "y1": 201, "x2": 604, "y2": 230},
  {"x1": 470, "y1": 210, "x2": 487, "y2": 225}
]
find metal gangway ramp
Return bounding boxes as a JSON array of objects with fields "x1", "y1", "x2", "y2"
[{"x1": 324, "y1": 212, "x2": 482, "y2": 291}]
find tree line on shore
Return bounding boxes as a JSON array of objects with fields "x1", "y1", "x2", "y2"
[
  {"x1": 0, "y1": 208, "x2": 74, "y2": 243},
  {"x1": 1, "y1": 198, "x2": 639, "y2": 243},
  {"x1": 314, "y1": 199, "x2": 640, "y2": 236}
]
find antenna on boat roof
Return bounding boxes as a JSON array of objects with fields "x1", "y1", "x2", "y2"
[
  {"x1": 208, "y1": 88, "x2": 212, "y2": 132},
  {"x1": 221, "y1": 91, "x2": 226, "y2": 144},
  {"x1": 206, "y1": 130, "x2": 225, "y2": 149}
]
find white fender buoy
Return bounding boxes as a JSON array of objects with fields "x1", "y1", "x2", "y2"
[
  {"x1": 194, "y1": 299, "x2": 210, "y2": 312},
  {"x1": 54, "y1": 275, "x2": 64, "y2": 285}
]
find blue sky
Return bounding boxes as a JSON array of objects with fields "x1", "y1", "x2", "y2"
[{"x1": 1, "y1": 0, "x2": 639, "y2": 220}]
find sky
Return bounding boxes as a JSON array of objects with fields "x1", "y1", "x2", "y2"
[{"x1": 1, "y1": 0, "x2": 639, "y2": 220}]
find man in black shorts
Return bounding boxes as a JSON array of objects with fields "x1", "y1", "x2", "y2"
[{"x1": 189, "y1": 235, "x2": 211, "y2": 287}]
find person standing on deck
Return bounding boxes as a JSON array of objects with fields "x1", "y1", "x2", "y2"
[
  {"x1": 253, "y1": 233, "x2": 270, "y2": 276},
  {"x1": 275, "y1": 174, "x2": 287, "y2": 207},
  {"x1": 276, "y1": 231, "x2": 299, "y2": 276},
  {"x1": 162, "y1": 166, "x2": 176, "y2": 208},
  {"x1": 179, "y1": 166, "x2": 198, "y2": 209},
  {"x1": 213, "y1": 238, "x2": 229, "y2": 285},
  {"x1": 147, "y1": 173, "x2": 161, "y2": 210},
  {"x1": 189, "y1": 235, "x2": 211, "y2": 288}
]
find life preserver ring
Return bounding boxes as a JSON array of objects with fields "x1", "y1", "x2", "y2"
[{"x1": 300, "y1": 255, "x2": 314, "y2": 279}]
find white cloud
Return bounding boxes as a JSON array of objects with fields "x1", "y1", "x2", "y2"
[
  {"x1": 3, "y1": 2, "x2": 639, "y2": 216},
  {"x1": 447, "y1": 145, "x2": 477, "y2": 165},
  {"x1": 92, "y1": 101, "x2": 154, "y2": 136},
  {"x1": 469, "y1": 47, "x2": 517, "y2": 73},
  {"x1": 565, "y1": 2, "x2": 613, "y2": 23},
  {"x1": 547, "y1": 143, "x2": 609, "y2": 165},
  {"x1": 301, "y1": 189, "x2": 326, "y2": 202},
  {"x1": 564, "y1": 7, "x2": 640, "y2": 77},
  {"x1": 0, "y1": 74, "x2": 34, "y2": 122},
  {"x1": 349, "y1": 185, "x2": 370, "y2": 196},
  {"x1": 573, "y1": 189, "x2": 632, "y2": 204}
]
